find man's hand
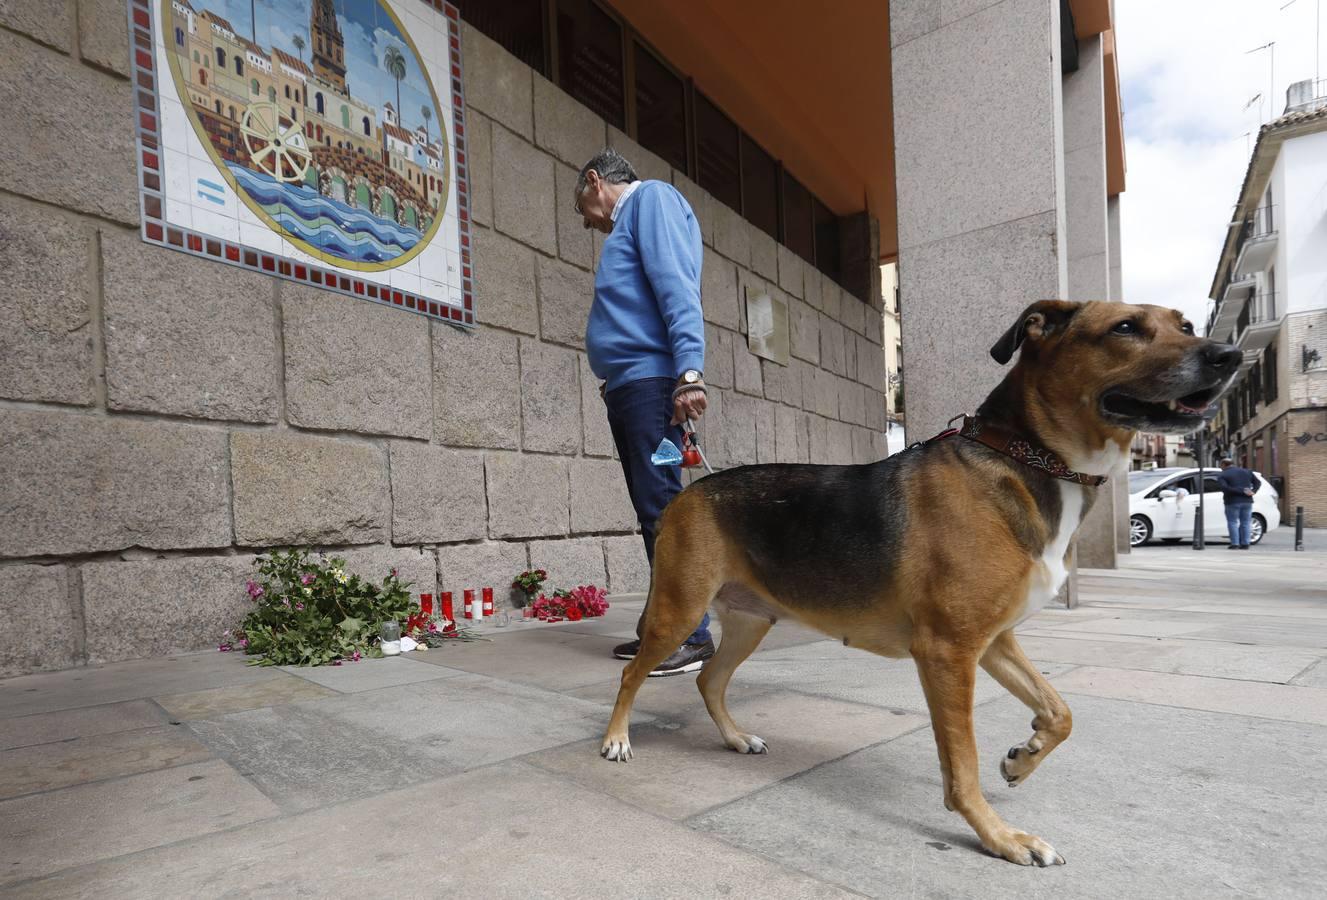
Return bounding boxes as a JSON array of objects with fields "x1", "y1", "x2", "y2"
[{"x1": 671, "y1": 387, "x2": 707, "y2": 425}]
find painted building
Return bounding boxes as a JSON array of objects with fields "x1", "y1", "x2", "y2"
[
  {"x1": 1206, "y1": 79, "x2": 1327, "y2": 525},
  {"x1": 0, "y1": 0, "x2": 1126, "y2": 676}
]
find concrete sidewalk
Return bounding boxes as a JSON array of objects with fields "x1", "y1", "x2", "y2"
[{"x1": 2, "y1": 533, "x2": 1325, "y2": 898}]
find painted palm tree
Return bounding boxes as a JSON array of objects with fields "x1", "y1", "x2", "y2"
[
  {"x1": 384, "y1": 45, "x2": 407, "y2": 126},
  {"x1": 292, "y1": 33, "x2": 305, "y2": 65},
  {"x1": 421, "y1": 105, "x2": 431, "y2": 142}
]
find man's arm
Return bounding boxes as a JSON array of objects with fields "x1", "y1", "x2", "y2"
[{"x1": 634, "y1": 185, "x2": 705, "y2": 378}]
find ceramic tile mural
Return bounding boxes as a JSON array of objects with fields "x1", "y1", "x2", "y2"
[{"x1": 131, "y1": 0, "x2": 474, "y2": 324}]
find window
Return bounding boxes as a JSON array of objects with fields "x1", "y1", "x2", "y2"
[
  {"x1": 633, "y1": 42, "x2": 686, "y2": 174},
  {"x1": 175, "y1": 27, "x2": 184, "y2": 46},
  {"x1": 813, "y1": 197, "x2": 840, "y2": 282},
  {"x1": 295, "y1": 89, "x2": 301, "y2": 103},
  {"x1": 1203, "y1": 475, "x2": 1222, "y2": 495},
  {"x1": 235, "y1": 57, "x2": 243, "y2": 76},
  {"x1": 215, "y1": 48, "x2": 225, "y2": 68},
  {"x1": 291, "y1": 105, "x2": 298, "y2": 120},
  {"x1": 694, "y1": 92, "x2": 740, "y2": 211},
  {"x1": 741, "y1": 133, "x2": 779, "y2": 239},
  {"x1": 250, "y1": 78, "x2": 260, "y2": 95},
  {"x1": 199, "y1": 68, "x2": 208, "y2": 86},
  {"x1": 284, "y1": 84, "x2": 290, "y2": 99},
  {"x1": 362, "y1": 115, "x2": 371, "y2": 136},
  {"x1": 214, "y1": 99, "x2": 222, "y2": 114},
  {"x1": 341, "y1": 105, "x2": 350, "y2": 129},
  {"x1": 193, "y1": 50, "x2": 199, "y2": 63},
  {"x1": 1264, "y1": 342, "x2": 1278, "y2": 401},
  {"x1": 268, "y1": 86, "x2": 276, "y2": 102},
  {"x1": 556, "y1": 0, "x2": 624, "y2": 129},
  {"x1": 1152, "y1": 475, "x2": 1197, "y2": 498},
  {"x1": 229, "y1": 105, "x2": 236, "y2": 121},
  {"x1": 782, "y1": 172, "x2": 814, "y2": 262},
  {"x1": 316, "y1": 92, "x2": 325, "y2": 115}
]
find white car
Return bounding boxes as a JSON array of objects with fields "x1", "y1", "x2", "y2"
[{"x1": 1127, "y1": 467, "x2": 1281, "y2": 547}]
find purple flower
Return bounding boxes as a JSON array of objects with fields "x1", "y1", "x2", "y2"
[
  {"x1": 300, "y1": 573, "x2": 315, "y2": 585},
  {"x1": 245, "y1": 580, "x2": 264, "y2": 600},
  {"x1": 390, "y1": 568, "x2": 398, "y2": 577},
  {"x1": 238, "y1": 638, "x2": 249, "y2": 649},
  {"x1": 351, "y1": 650, "x2": 361, "y2": 662},
  {"x1": 218, "y1": 643, "x2": 232, "y2": 652},
  {"x1": 295, "y1": 602, "x2": 305, "y2": 611}
]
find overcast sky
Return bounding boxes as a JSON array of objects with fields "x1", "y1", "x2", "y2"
[{"x1": 1117, "y1": 0, "x2": 1326, "y2": 330}]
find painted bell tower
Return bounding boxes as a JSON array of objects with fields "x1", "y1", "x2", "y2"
[{"x1": 310, "y1": 0, "x2": 347, "y2": 93}]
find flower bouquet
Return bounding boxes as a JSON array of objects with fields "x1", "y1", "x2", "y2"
[{"x1": 529, "y1": 584, "x2": 610, "y2": 622}]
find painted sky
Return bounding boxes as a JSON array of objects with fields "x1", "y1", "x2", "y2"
[
  {"x1": 205, "y1": 0, "x2": 443, "y2": 137},
  {"x1": 1117, "y1": 0, "x2": 1326, "y2": 330}
]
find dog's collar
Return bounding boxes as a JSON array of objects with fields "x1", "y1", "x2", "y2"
[{"x1": 928, "y1": 415, "x2": 1108, "y2": 487}]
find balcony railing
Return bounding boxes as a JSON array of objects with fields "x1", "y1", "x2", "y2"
[
  {"x1": 1245, "y1": 204, "x2": 1275, "y2": 240},
  {"x1": 1232, "y1": 205, "x2": 1278, "y2": 277}
]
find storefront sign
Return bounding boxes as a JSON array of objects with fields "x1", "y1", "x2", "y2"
[
  {"x1": 1294, "y1": 431, "x2": 1327, "y2": 446},
  {"x1": 131, "y1": 0, "x2": 473, "y2": 325}
]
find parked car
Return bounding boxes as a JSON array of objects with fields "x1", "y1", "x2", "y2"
[{"x1": 1127, "y1": 467, "x2": 1280, "y2": 547}]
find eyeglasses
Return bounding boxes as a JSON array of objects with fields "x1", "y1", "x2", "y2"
[{"x1": 572, "y1": 185, "x2": 587, "y2": 216}]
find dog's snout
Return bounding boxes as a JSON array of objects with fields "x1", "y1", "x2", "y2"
[{"x1": 1201, "y1": 342, "x2": 1242, "y2": 375}]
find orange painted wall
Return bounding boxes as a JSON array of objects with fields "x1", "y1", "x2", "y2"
[{"x1": 610, "y1": 0, "x2": 898, "y2": 259}]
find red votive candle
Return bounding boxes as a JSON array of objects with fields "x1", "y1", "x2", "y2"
[
  {"x1": 440, "y1": 592, "x2": 454, "y2": 621},
  {"x1": 482, "y1": 587, "x2": 494, "y2": 617},
  {"x1": 420, "y1": 593, "x2": 433, "y2": 616},
  {"x1": 463, "y1": 589, "x2": 476, "y2": 619}
]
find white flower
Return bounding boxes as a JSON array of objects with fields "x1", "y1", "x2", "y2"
[
  {"x1": 303, "y1": 587, "x2": 312, "y2": 596},
  {"x1": 333, "y1": 569, "x2": 348, "y2": 585}
]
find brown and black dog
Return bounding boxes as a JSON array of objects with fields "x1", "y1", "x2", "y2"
[{"x1": 600, "y1": 300, "x2": 1242, "y2": 866}]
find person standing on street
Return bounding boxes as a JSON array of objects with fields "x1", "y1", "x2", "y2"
[
  {"x1": 1216, "y1": 456, "x2": 1261, "y2": 549},
  {"x1": 575, "y1": 148, "x2": 714, "y2": 676}
]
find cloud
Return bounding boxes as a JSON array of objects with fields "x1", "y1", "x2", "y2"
[{"x1": 1116, "y1": 0, "x2": 1326, "y2": 329}]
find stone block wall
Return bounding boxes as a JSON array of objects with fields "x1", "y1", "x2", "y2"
[{"x1": 0, "y1": 13, "x2": 888, "y2": 677}]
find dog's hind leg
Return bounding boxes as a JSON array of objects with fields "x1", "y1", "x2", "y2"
[
  {"x1": 697, "y1": 607, "x2": 772, "y2": 754},
  {"x1": 980, "y1": 629, "x2": 1072, "y2": 787},
  {"x1": 913, "y1": 634, "x2": 1064, "y2": 866}
]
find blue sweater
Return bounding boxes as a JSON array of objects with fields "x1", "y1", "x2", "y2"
[{"x1": 585, "y1": 181, "x2": 705, "y2": 391}]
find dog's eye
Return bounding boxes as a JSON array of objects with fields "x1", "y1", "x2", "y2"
[
  {"x1": 1112, "y1": 321, "x2": 1139, "y2": 335},
  {"x1": 1180, "y1": 321, "x2": 1195, "y2": 335}
]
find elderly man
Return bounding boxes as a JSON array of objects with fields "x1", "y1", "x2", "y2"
[{"x1": 575, "y1": 147, "x2": 713, "y2": 676}]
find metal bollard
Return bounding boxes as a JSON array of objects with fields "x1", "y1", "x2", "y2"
[
  {"x1": 1296, "y1": 506, "x2": 1304, "y2": 551},
  {"x1": 1193, "y1": 510, "x2": 1205, "y2": 550}
]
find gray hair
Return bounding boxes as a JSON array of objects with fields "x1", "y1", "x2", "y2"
[{"x1": 575, "y1": 148, "x2": 638, "y2": 197}]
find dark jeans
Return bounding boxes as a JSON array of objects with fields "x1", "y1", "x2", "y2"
[
  {"x1": 604, "y1": 376, "x2": 711, "y2": 645},
  {"x1": 1225, "y1": 501, "x2": 1253, "y2": 546}
]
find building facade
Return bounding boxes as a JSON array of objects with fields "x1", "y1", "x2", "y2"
[
  {"x1": 0, "y1": 0, "x2": 1123, "y2": 675},
  {"x1": 1206, "y1": 80, "x2": 1327, "y2": 524}
]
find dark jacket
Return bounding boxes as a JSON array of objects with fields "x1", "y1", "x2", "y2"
[{"x1": 1216, "y1": 466, "x2": 1261, "y2": 504}]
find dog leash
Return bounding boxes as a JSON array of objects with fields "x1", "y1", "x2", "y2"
[{"x1": 925, "y1": 415, "x2": 1107, "y2": 487}]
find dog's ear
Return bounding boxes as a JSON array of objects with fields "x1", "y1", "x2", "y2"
[{"x1": 989, "y1": 300, "x2": 1083, "y2": 364}]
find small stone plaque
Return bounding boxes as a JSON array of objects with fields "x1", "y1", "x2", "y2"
[{"x1": 746, "y1": 288, "x2": 789, "y2": 366}]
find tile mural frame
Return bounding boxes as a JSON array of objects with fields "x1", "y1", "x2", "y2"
[{"x1": 127, "y1": 0, "x2": 475, "y2": 326}]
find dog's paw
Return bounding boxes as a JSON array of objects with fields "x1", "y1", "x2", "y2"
[
  {"x1": 986, "y1": 830, "x2": 1064, "y2": 867},
  {"x1": 600, "y1": 737, "x2": 633, "y2": 762},
  {"x1": 1000, "y1": 740, "x2": 1041, "y2": 786},
  {"x1": 726, "y1": 733, "x2": 769, "y2": 755}
]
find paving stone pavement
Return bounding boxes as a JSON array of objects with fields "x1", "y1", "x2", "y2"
[{"x1": 1, "y1": 531, "x2": 1324, "y2": 897}]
